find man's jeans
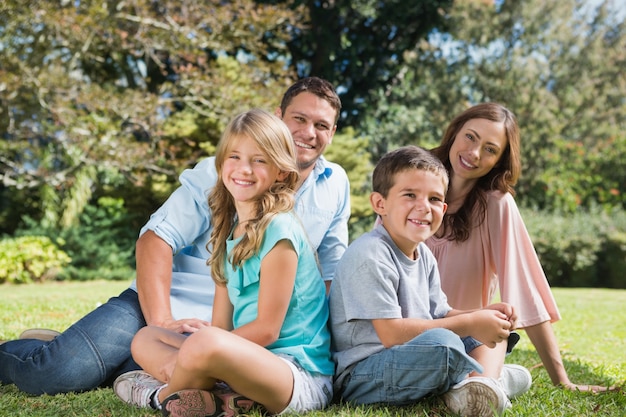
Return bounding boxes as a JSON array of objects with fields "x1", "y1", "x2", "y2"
[
  {"x1": 340, "y1": 328, "x2": 482, "y2": 405},
  {"x1": 0, "y1": 288, "x2": 145, "y2": 395}
]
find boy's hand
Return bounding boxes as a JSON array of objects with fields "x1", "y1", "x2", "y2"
[
  {"x1": 485, "y1": 302, "x2": 517, "y2": 329},
  {"x1": 470, "y1": 309, "x2": 513, "y2": 348}
]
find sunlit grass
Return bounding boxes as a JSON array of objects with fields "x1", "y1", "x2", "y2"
[{"x1": 1, "y1": 282, "x2": 624, "y2": 416}]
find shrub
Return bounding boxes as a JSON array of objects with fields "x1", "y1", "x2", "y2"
[
  {"x1": 17, "y1": 197, "x2": 137, "y2": 281},
  {"x1": 523, "y1": 206, "x2": 626, "y2": 288},
  {"x1": 0, "y1": 236, "x2": 71, "y2": 284}
]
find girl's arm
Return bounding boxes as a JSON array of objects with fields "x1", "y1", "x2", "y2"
[
  {"x1": 211, "y1": 284, "x2": 234, "y2": 331},
  {"x1": 231, "y1": 239, "x2": 297, "y2": 347}
]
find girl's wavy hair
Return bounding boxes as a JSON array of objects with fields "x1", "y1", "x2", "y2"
[
  {"x1": 431, "y1": 102, "x2": 521, "y2": 242},
  {"x1": 207, "y1": 109, "x2": 299, "y2": 285}
]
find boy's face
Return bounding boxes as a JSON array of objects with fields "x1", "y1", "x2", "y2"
[{"x1": 371, "y1": 169, "x2": 447, "y2": 258}]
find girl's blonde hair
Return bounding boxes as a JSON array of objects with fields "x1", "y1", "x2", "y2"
[{"x1": 207, "y1": 109, "x2": 300, "y2": 284}]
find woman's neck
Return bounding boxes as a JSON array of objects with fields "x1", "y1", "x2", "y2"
[{"x1": 446, "y1": 176, "x2": 477, "y2": 211}]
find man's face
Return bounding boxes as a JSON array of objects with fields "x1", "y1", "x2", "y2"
[{"x1": 277, "y1": 92, "x2": 337, "y2": 172}]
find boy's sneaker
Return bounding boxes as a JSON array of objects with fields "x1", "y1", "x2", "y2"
[
  {"x1": 19, "y1": 328, "x2": 61, "y2": 341},
  {"x1": 500, "y1": 364, "x2": 532, "y2": 399},
  {"x1": 114, "y1": 370, "x2": 165, "y2": 409},
  {"x1": 442, "y1": 376, "x2": 511, "y2": 417},
  {"x1": 161, "y1": 385, "x2": 256, "y2": 417}
]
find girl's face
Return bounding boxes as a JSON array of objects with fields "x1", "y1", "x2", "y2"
[
  {"x1": 222, "y1": 134, "x2": 287, "y2": 206},
  {"x1": 448, "y1": 118, "x2": 508, "y2": 181}
]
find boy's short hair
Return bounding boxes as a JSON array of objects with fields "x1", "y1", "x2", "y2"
[{"x1": 372, "y1": 145, "x2": 449, "y2": 198}]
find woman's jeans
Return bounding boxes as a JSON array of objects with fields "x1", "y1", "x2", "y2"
[
  {"x1": 340, "y1": 328, "x2": 482, "y2": 405},
  {"x1": 0, "y1": 289, "x2": 145, "y2": 395}
]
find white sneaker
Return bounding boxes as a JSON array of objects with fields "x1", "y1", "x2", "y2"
[
  {"x1": 113, "y1": 370, "x2": 165, "y2": 409},
  {"x1": 442, "y1": 376, "x2": 511, "y2": 417},
  {"x1": 500, "y1": 364, "x2": 532, "y2": 399}
]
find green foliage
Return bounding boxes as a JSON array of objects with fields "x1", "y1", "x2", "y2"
[
  {"x1": 323, "y1": 128, "x2": 375, "y2": 239},
  {"x1": 0, "y1": 236, "x2": 71, "y2": 284},
  {"x1": 0, "y1": 0, "x2": 301, "y2": 236},
  {"x1": 522, "y1": 206, "x2": 626, "y2": 288},
  {"x1": 17, "y1": 197, "x2": 137, "y2": 281},
  {"x1": 260, "y1": 0, "x2": 453, "y2": 126}
]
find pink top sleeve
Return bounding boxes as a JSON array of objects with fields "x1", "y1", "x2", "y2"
[{"x1": 426, "y1": 190, "x2": 561, "y2": 328}]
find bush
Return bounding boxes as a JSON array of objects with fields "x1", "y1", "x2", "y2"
[
  {"x1": 17, "y1": 197, "x2": 137, "y2": 281},
  {"x1": 0, "y1": 236, "x2": 71, "y2": 284},
  {"x1": 523, "y1": 206, "x2": 626, "y2": 288}
]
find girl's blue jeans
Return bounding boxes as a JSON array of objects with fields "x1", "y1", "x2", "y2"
[
  {"x1": 339, "y1": 328, "x2": 482, "y2": 405},
  {"x1": 0, "y1": 289, "x2": 144, "y2": 395}
]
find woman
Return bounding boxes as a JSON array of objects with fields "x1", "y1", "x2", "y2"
[{"x1": 426, "y1": 102, "x2": 613, "y2": 393}]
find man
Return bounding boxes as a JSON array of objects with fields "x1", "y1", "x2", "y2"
[{"x1": 0, "y1": 77, "x2": 350, "y2": 395}]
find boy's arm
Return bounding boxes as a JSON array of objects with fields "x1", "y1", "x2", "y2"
[{"x1": 372, "y1": 308, "x2": 513, "y2": 349}]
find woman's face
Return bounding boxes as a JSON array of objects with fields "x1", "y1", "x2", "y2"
[{"x1": 448, "y1": 118, "x2": 507, "y2": 181}]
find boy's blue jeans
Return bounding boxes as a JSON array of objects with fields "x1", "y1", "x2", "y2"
[
  {"x1": 0, "y1": 289, "x2": 145, "y2": 395},
  {"x1": 339, "y1": 328, "x2": 482, "y2": 405}
]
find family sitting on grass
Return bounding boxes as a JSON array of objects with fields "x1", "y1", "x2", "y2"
[{"x1": 0, "y1": 77, "x2": 614, "y2": 417}]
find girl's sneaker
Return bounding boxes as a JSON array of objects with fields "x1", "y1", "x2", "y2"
[
  {"x1": 114, "y1": 370, "x2": 164, "y2": 409},
  {"x1": 161, "y1": 385, "x2": 256, "y2": 417}
]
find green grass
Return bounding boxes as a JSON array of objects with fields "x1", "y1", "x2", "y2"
[{"x1": 1, "y1": 281, "x2": 624, "y2": 416}]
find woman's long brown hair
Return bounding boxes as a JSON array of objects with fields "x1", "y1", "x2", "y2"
[{"x1": 431, "y1": 103, "x2": 521, "y2": 242}]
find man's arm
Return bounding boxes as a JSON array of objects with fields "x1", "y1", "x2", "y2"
[
  {"x1": 135, "y1": 230, "x2": 176, "y2": 327},
  {"x1": 134, "y1": 158, "x2": 217, "y2": 332}
]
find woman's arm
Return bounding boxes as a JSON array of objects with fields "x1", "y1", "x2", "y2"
[
  {"x1": 524, "y1": 321, "x2": 616, "y2": 392},
  {"x1": 231, "y1": 239, "x2": 297, "y2": 347}
]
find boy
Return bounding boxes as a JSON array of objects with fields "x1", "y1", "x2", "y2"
[{"x1": 329, "y1": 145, "x2": 516, "y2": 417}]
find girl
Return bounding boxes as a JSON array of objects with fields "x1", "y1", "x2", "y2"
[
  {"x1": 426, "y1": 102, "x2": 613, "y2": 393},
  {"x1": 116, "y1": 109, "x2": 334, "y2": 416}
]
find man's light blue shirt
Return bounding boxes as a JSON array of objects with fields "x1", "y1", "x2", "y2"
[{"x1": 129, "y1": 155, "x2": 350, "y2": 321}]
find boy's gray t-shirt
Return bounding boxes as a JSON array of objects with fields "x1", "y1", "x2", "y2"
[{"x1": 329, "y1": 224, "x2": 452, "y2": 388}]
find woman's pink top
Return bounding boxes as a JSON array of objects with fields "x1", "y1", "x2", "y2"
[{"x1": 426, "y1": 190, "x2": 561, "y2": 328}]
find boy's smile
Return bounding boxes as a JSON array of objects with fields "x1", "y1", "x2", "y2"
[{"x1": 372, "y1": 169, "x2": 447, "y2": 258}]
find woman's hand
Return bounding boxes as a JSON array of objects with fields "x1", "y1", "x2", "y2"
[{"x1": 560, "y1": 381, "x2": 620, "y2": 393}]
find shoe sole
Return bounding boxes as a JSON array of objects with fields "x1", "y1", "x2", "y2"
[
  {"x1": 161, "y1": 388, "x2": 255, "y2": 417},
  {"x1": 443, "y1": 380, "x2": 503, "y2": 417},
  {"x1": 19, "y1": 329, "x2": 61, "y2": 341}
]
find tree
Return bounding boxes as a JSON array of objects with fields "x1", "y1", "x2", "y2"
[
  {"x1": 0, "y1": 0, "x2": 301, "y2": 233},
  {"x1": 256, "y1": 0, "x2": 453, "y2": 126}
]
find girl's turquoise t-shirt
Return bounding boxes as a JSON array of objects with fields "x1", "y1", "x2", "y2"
[{"x1": 224, "y1": 211, "x2": 334, "y2": 376}]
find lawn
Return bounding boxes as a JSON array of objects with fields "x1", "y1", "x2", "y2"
[{"x1": 1, "y1": 281, "x2": 624, "y2": 416}]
